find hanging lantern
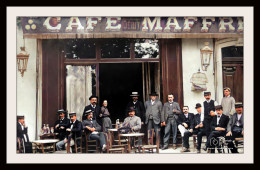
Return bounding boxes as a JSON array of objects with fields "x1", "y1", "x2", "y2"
[
  {"x1": 200, "y1": 42, "x2": 213, "y2": 71},
  {"x1": 17, "y1": 46, "x2": 29, "y2": 77},
  {"x1": 190, "y1": 69, "x2": 208, "y2": 91}
]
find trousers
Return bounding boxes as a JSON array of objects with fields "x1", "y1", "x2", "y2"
[{"x1": 163, "y1": 118, "x2": 178, "y2": 146}]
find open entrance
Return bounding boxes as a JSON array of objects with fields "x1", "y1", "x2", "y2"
[{"x1": 99, "y1": 63, "x2": 143, "y2": 123}]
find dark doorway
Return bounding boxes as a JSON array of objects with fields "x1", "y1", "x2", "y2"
[{"x1": 99, "y1": 63, "x2": 143, "y2": 123}]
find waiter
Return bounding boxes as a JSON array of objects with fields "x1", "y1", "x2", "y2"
[{"x1": 17, "y1": 115, "x2": 33, "y2": 153}]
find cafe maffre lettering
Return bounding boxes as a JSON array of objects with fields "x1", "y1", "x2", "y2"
[{"x1": 21, "y1": 17, "x2": 244, "y2": 34}]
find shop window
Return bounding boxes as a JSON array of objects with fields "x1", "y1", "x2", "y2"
[
  {"x1": 101, "y1": 39, "x2": 131, "y2": 58},
  {"x1": 65, "y1": 39, "x2": 96, "y2": 59},
  {"x1": 221, "y1": 46, "x2": 243, "y2": 58},
  {"x1": 134, "y1": 39, "x2": 159, "y2": 59}
]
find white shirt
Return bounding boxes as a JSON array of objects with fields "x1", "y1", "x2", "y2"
[
  {"x1": 217, "y1": 114, "x2": 222, "y2": 125},
  {"x1": 237, "y1": 114, "x2": 242, "y2": 126},
  {"x1": 133, "y1": 101, "x2": 137, "y2": 105},
  {"x1": 91, "y1": 104, "x2": 96, "y2": 108},
  {"x1": 151, "y1": 100, "x2": 155, "y2": 105},
  {"x1": 184, "y1": 113, "x2": 189, "y2": 118},
  {"x1": 19, "y1": 122, "x2": 28, "y2": 142},
  {"x1": 70, "y1": 120, "x2": 76, "y2": 129}
]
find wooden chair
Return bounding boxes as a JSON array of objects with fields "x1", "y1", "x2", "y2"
[
  {"x1": 17, "y1": 137, "x2": 25, "y2": 153},
  {"x1": 141, "y1": 129, "x2": 160, "y2": 153},
  {"x1": 192, "y1": 134, "x2": 207, "y2": 152},
  {"x1": 85, "y1": 132, "x2": 100, "y2": 153},
  {"x1": 66, "y1": 133, "x2": 82, "y2": 153},
  {"x1": 104, "y1": 133, "x2": 126, "y2": 153}
]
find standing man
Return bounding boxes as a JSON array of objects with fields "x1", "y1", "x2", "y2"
[
  {"x1": 56, "y1": 113, "x2": 82, "y2": 152},
  {"x1": 161, "y1": 93, "x2": 181, "y2": 150},
  {"x1": 54, "y1": 109, "x2": 70, "y2": 144},
  {"x1": 205, "y1": 105, "x2": 229, "y2": 153},
  {"x1": 82, "y1": 95, "x2": 101, "y2": 125},
  {"x1": 177, "y1": 106, "x2": 195, "y2": 152},
  {"x1": 144, "y1": 92, "x2": 163, "y2": 147},
  {"x1": 221, "y1": 87, "x2": 236, "y2": 117},
  {"x1": 83, "y1": 110, "x2": 107, "y2": 152},
  {"x1": 203, "y1": 91, "x2": 217, "y2": 150},
  {"x1": 126, "y1": 92, "x2": 145, "y2": 123},
  {"x1": 17, "y1": 115, "x2": 33, "y2": 153},
  {"x1": 193, "y1": 103, "x2": 206, "y2": 153},
  {"x1": 225, "y1": 102, "x2": 243, "y2": 153}
]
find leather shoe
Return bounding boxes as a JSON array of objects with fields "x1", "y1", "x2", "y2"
[
  {"x1": 173, "y1": 144, "x2": 177, "y2": 150},
  {"x1": 159, "y1": 145, "x2": 163, "y2": 149},
  {"x1": 197, "y1": 149, "x2": 201, "y2": 153},
  {"x1": 203, "y1": 146, "x2": 207, "y2": 151},
  {"x1": 181, "y1": 147, "x2": 190, "y2": 152},
  {"x1": 162, "y1": 145, "x2": 168, "y2": 150}
]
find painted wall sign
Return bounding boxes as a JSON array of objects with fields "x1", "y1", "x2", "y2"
[{"x1": 20, "y1": 17, "x2": 243, "y2": 38}]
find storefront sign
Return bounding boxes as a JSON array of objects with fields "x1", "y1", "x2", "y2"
[{"x1": 20, "y1": 17, "x2": 243, "y2": 38}]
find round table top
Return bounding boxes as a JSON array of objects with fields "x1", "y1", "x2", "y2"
[
  {"x1": 119, "y1": 133, "x2": 144, "y2": 137},
  {"x1": 32, "y1": 139, "x2": 59, "y2": 144},
  {"x1": 107, "y1": 128, "x2": 118, "y2": 132}
]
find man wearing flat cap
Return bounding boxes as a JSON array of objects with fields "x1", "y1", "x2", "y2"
[
  {"x1": 82, "y1": 110, "x2": 107, "y2": 152},
  {"x1": 221, "y1": 87, "x2": 236, "y2": 117},
  {"x1": 161, "y1": 93, "x2": 181, "y2": 150},
  {"x1": 82, "y1": 95, "x2": 101, "y2": 125},
  {"x1": 54, "y1": 109, "x2": 70, "y2": 143},
  {"x1": 17, "y1": 115, "x2": 33, "y2": 153},
  {"x1": 193, "y1": 103, "x2": 206, "y2": 153},
  {"x1": 204, "y1": 105, "x2": 229, "y2": 153},
  {"x1": 126, "y1": 92, "x2": 145, "y2": 123},
  {"x1": 225, "y1": 102, "x2": 244, "y2": 153},
  {"x1": 144, "y1": 92, "x2": 163, "y2": 146}
]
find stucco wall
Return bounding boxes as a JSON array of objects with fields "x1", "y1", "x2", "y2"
[
  {"x1": 182, "y1": 38, "x2": 216, "y2": 114},
  {"x1": 16, "y1": 27, "x2": 37, "y2": 140}
]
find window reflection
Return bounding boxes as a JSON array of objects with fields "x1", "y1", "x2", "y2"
[
  {"x1": 221, "y1": 46, "x2": 243, "y2": 58},
  {"x1": 65, "y1": 39, "x2": 96, "y2": 59},
  {"x1": 135, "y1": 39, "x2": 159, "y2": 59},
  {"x1": 101, "y1": 39, "x2": 130, "y2": 58}
]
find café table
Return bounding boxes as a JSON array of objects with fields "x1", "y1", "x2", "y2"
[
  {"x1": 118, "y1": 133, "x2": 145, "y2": 153},
  {"x1": 32, "y1": 139, "x2": 59, "y2": 153},
  {"x1": 107, "y1": 128, "x2": 118, "y2": 147}
]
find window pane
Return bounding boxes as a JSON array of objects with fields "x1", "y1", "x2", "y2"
[
  {"x1": 221, "y1": 46, "x2": 243, "y2": 58},
  {"x1": 134, "y1": 39, "x2": 159, "y2": 59},
  {"x1": 65, "y1": 39, "x2": 96, "y2": 59},
  {"x1": 101, "y1": 39, "x2": 130, "y2": 58}
]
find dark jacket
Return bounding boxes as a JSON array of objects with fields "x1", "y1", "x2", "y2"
[
  {"x1": 126, "y1": 100, "x2": 146, "y2": 122},
  {"x1": 82, "y1": 119, "x2": 102, "y2": 136},
  {"x1": 210, "y1": 114, "x2": 230, "y2": 131},
  {"x1": 177, "y1": 113, "x2": 195, "y2": 129},
  {"x1": 144, "y1": 99, "x2": 163, "y2": 125},
  {"x1": 67, "y1": 120, "x2": 82, "y2": 139},
  {"x1": 82, "y1": 104, "x2": 101, "y2": 121},
  {"x1": 194, "y1": 113, "x2": 204, "y2": 127},
  {"x1": 227, "y1": 113, "x2": 243, "y2": 132},
  {"x1": 54, "y1": 117, "x2": 70, "y2": 140},
  {"x1": 203, "y1": 100, "x2": 215, "y2": 119},
  {"x1": 17, "y1": 122, "x2": 29, "y2": 141}
]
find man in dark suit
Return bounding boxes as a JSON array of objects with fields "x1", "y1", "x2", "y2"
[
  {"x1": 54, "y1": 109, "x2": 70, "y2": 142},
  {"x1": 225, "y1": 102, "x2": 243, "y2": 153},
  {"x1": 144, "y1": 92, "x2": 163, "y2": 147},
  {"x1": 205, "y1": 105, "x2": 229, "y2": 153},
  {"x1": 193, "y1": 103, "x2": 206, "y2": 153},
  {"x1": 161, "y1": 93, "x2": 181, "y2": 150},
  {"x1": 82, "y1": 110, "x2": 107, "y2": 152},
  {"x1": 17, "y1": 115, "x2": 33, "y2": 153},
  {"x1": 56, "y1": 113, "x2": 82, "y2": 152},
  {"x1": 177, "y1": 106, "x2": 195, "y2": 152},
  {"x1": 126, "y1": 92, "x2": 145, "y2": 123},
  {"x1": 82, "y1": 95, "x2": 101, "y2": 125}
]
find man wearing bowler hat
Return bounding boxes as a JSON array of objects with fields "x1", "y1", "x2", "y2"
[
  {"x1": 54, "y1": 109, "x2": 70, "y2": 142},
  {"x1": 82, "y1": 95, "x2": 101, "y2": 125},
  {"x1": 82, "y1": 110, "x2": 107, "y2": 152},
  {"x1": 126, "y1": 92, "x2": 146, "y2": 123},
  {"x1": 161, "y1": 93, "x2": 181, "y2": 150},
  {"x1": 144, "y1": 92, "x2": 163, "y2": 147},
  {"x1": 17, "y1": 115, "x2": 33, "y2": 153},
  {"x1": 193, "y1": 103, "x2": 206, "y2": 153},
  {"x1": 205, "y1": 105, "x2": 229, "y2": 153},
  {"x1": 225, "y1": 102, "x2": 244, "y2": 153}
]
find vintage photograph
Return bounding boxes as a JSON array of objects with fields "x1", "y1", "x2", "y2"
[{"x1": 7, "y1": 6, "x2": 254, "y2": 164}]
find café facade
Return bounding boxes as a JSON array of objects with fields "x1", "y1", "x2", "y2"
[{"x1": 17, "y1": 16, "x2": 244, "y2": 140}]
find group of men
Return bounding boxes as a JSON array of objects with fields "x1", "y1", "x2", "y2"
[{"x1": 17, "y1": 87, "x2": 243, "y2": 154}]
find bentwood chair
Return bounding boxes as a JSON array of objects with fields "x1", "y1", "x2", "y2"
[
  {"x1": 104, "y1": 132, "x2": 126, "y2": 153},
  {"x1": 84, "y1": 131, "x2": 100, "y2": 153},
  {"x1": 17, "y1": 137, "x2": 25, "y2": 153},
  {"x1": 141, "y1": 129, "x2": 160, "y2": 153}
]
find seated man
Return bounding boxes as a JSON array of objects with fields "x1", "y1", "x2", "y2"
[
  {"x1": 205, "y1": 105, "x2": 229, "y2": 153},
  {"x1": 17, "y1": 115, "x2": 33, "y2": 153},
  {"x1": 177, "y1": 106, "x2": 194, "y2": 152},
  {"x1": 56, "y1": 113, "x2": 82, "y2": 152},
  {"x1": 193, "y1": 103, "x2": 206, "y2": 153},
  {"x1": 225, "y1": 102, "x2": 243, "y2": 153},
  {"x1": 82, "y1": 110, "x2": 107, "y2": 152},
  {"x1": 54, "y1": 109, "x2": 70, "y2": 149}
]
